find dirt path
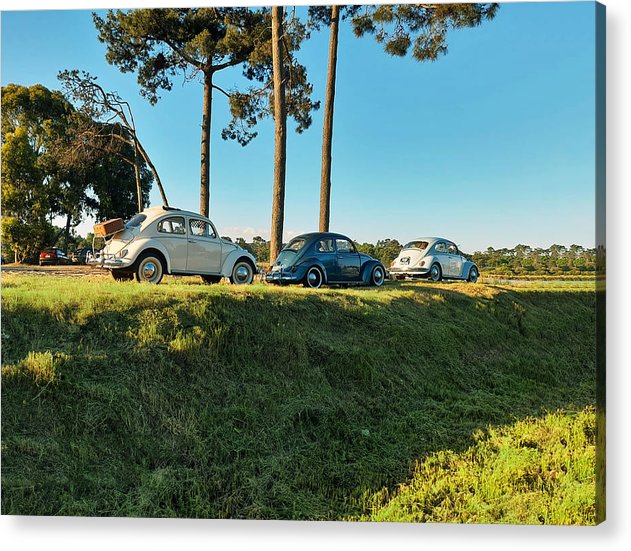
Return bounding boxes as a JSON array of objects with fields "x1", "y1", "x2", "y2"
[{"x1": 1, "y1": 264, "x2": 109, "y2": 278}]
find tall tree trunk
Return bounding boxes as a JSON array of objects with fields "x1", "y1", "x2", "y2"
[
  {"x1": 319, "y1": 5, "x2": 340, "y2": 232},
  {"x1": 200, "y1": 71, "x2": 213, "y2": 218},
  {"x1": 64, "y1": 213, "x2": 72, "y2": 254},
  {"x1": 270, "y1": 6, "x2": 287, "y2": 264}
]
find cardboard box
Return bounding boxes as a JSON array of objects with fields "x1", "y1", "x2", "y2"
[{"x1": 93, "y1": 218, "x2": 124, "y2": 237}]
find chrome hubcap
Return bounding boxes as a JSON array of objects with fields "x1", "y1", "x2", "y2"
[
  {"x1": 308, "y1": 270, "x2": 321, "y2": 287},
  {"x1": 374, "y1": 268, "x2": 384, "y2": 285},
  {"x1": 142, "y1": 261, "x2": 157, "y2": 280},
  {"x1": 431, "y1": 266, "x2": 439, "y2": 279},
  {"x1": 234, "y1": 264, "x2": 251, "y2": 284},
  {"x1": 470, "y1": 270, "x2": 478, "y2": 282}
]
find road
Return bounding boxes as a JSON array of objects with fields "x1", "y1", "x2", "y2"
[{"x1": 1, "y1": 264, "x2": 108, "y2": 278}]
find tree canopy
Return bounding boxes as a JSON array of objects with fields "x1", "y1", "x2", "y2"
[{"x1": 1, "y1": 83, "x2": 151, "y2": 262}]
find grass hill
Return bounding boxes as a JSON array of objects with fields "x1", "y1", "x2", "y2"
[{"x1": 1, "y1": 275, "x2": 596, "y2": 522}]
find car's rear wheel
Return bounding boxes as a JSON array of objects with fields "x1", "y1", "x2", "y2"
[
  {"x1": 370, "y1": 265, "x2": 386, "y2": 287},
  {"x1": 467, "y1": 266, "x2": 479, "y2": 283},
  {"x1": 429, "y1": 263, "x2": 442, "y2": 282},
  {"x1": 303, "y1": 266, "x2": 323, "y2": 289},
  {"x1": 112, "y1": 270, "x2": 134, "y2": 282},
  {"x1": 230, "y1": 260, "x2": 254, "y2": 285},
  {"x1": 135, "y1": 253, "x2": 164, "y2": 284},
  {"x1": 201, "y1": 275, "x2": 222, "y2": 285}
]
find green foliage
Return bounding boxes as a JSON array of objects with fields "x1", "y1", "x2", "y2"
[
  {"x1": 472, "y1": 244, "x2": 597, "y2": 276},
  {"x1": 221, "y1": 10, "x2": 320, "y2": 146},
  {"x1": 355, "y1": 238, "x2": 402, "y2": 265},
  {"x1": 352, "y1": 4, "x2": 499, "y2": 61},
  {"x1": 1, "y1": 83, "x2": 151, "y2": 262},
  {"x1": 2, "y1": 276, "x2": 596, "y2": 520},
  {"x1": 93, "y1": 8, "x2": 271, "y2": 105}
]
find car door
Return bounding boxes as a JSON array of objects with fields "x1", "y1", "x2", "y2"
[
  {"x1": 433, "y1": 241, "x2": 449, "y2": 275},
  {"x1": 447, "y1": 243, "x2": 464, "y2": 278},
  {"x1": 334, "y1": 238, "x2": 361, "y2": 281},
  {"x1": 314, "y1": 237, "x2": 337, "y2": 279},
  {"x1": 186, "y1": 217, "x2": 222, "y2": 274},
  {"x1": 155, "y1": 216, "x2": 188, "y2": 272}
]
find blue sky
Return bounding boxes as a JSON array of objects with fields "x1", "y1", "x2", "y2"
[{"x1": 1, "y1": 2, "x2": 597, "y2": 252}]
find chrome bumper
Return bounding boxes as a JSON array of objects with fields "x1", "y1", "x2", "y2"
[{"x1": 264, "y1": 271, "x2": 299, "y2": 283}]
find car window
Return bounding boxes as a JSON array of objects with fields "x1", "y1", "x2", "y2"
[
  {"x1": 435, "y1": 242, "x2": 447, "y2": 254},
  {"x1": 285, "y1": 237, "x2": 306, "y2": 252},
  {"x1": 316, "y1": 239, "x2": 334, "y2": 253},
  {"x1": 189, "y1": 218, "x2": 216, "y2": 238},
  {"x1": 126, "y1": 213, "x2": 146, "y2": 228},
  {"x1": 447, "y1": 243, "x2": 458, "y2": 255},
  {"x1": 404, "y1": 240, "x2": 429, "y2": 250},
  {"x1": 158, "y1": 216, "x2": 186, "y2": 235},
  {"x1": 335, "y1": 239, "x2": 356, "y2": 253}
]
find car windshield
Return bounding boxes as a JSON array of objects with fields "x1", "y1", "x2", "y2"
[
  {"x1": 126, "y1": 213, "x2": 146, "y2": 228},
  {"x1": 404, "y1": 241, "x2": 429, "y2": 250}
]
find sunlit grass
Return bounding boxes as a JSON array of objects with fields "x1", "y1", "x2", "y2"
[
  {"x1": 354, "y1": 407, "x2": 595, "y2": 525},
  {"x1": 1, "y1": 274, "x2": 596, "y2": 521}
]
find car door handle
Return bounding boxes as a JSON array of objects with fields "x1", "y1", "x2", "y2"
[{"x1": 188, "y1": 240, "x2": 196, "y2": 243}]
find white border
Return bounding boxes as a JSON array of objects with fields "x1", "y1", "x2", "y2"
[{"x1": 1, "y1": 1, "x2": 629, "y2": 550}]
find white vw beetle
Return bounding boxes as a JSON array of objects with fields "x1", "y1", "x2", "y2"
[
  {"x1": 91, "y1": 206, "x2": 257, "y2": 285},
  {"x1": 389, "y1": 237, "x2": 479, "y2": 282}
]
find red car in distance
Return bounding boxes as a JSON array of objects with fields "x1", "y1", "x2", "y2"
[{"x1": 39, "y1": 247, "x2": 71, "y2": 266}]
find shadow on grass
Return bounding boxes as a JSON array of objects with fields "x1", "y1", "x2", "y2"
[{"x1": 1, "y1": 279, "x2": 596, "y2": 520}]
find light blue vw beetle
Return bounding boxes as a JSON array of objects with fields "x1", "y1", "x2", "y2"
[{"x1": 389, "y1": 237, "x2": 479, "y2": 282}]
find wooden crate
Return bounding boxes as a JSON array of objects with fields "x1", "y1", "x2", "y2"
[{"x1": 93, "y1": 218, "x2": 124, "y2": 237}]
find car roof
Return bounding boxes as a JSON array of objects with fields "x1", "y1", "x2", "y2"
[
  {"x1": 291, "y1": 232, "x2": 354, "y2": 242},
  {"x1": 404, "y1": 237, "x2": 453, "y2": 245},
  {"x1": 139, "y1": 206, "x2": 210, "y2": 223}
]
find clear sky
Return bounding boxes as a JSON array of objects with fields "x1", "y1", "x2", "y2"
[{"x1": 1, "y1": 2, "x2": 597, "y2": 252}]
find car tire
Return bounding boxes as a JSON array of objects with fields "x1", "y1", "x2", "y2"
[
  {"x1": 230, "y1": 260, "x2": 254, "y2": 285},
  {"x1": 112, "y1": 270, "x2": 134, "y2": 282},
  {"x1": 467, "y1": 266, "x2": 479, "y2": 283},
  {"x1": 135, "y1": 253, "x2": 164, "y2": 284},
  {"x1": 201, "y1": 275, "x2": 222, "y2": 285},
  {"x1": 370, "y1": 265, "x2": 386, "y2": 287},
  {"x1": 303, "y1": 266, "x2": 324, "y2": 289},
  {"x1": 429, "y1": 263, "x2": 442, "y2": 282}
]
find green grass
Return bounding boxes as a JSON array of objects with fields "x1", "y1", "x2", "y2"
[
  {"x1": 354, "y1": 407, "x2": 595, "y2": 524},
  {"x1": 1, "y1": 275, "x2": 597, "y2": 521}
]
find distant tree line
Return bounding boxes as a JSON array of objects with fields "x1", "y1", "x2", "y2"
[{"x1": 470, "y1": 244, "x2": 597, "y2": 275}]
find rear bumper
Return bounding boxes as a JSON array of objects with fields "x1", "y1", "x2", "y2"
[
  {"x1": 265, "y1": 270, "x2": 301, "y2": 284},
  {"x1": 389, "y1": 266, "x2": 429, "y2": 277}
]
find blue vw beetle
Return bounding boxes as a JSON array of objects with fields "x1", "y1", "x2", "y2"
[{"x1": 265, "y1": 232, "x2": 387, "y2": 289}]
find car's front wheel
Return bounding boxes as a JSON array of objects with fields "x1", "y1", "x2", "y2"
[
  {"x1": 230, "y1": 260, "x2": 254, "y2": 285},
  {"x1": 303, "y1": 266, "x2": 324, "y2": 289},
  {"x1": 467, "y1": 266, "x2": 479, "y2": 283},
  {"x1": 135, "y1": 253, "x2": 164, "y2": 284},
  {"x1": 370, "y1": 265, "x2": 386, "y2": 287},
  {"x1": 429, "y1": 263, "x2": 442, "y2": 282}
]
